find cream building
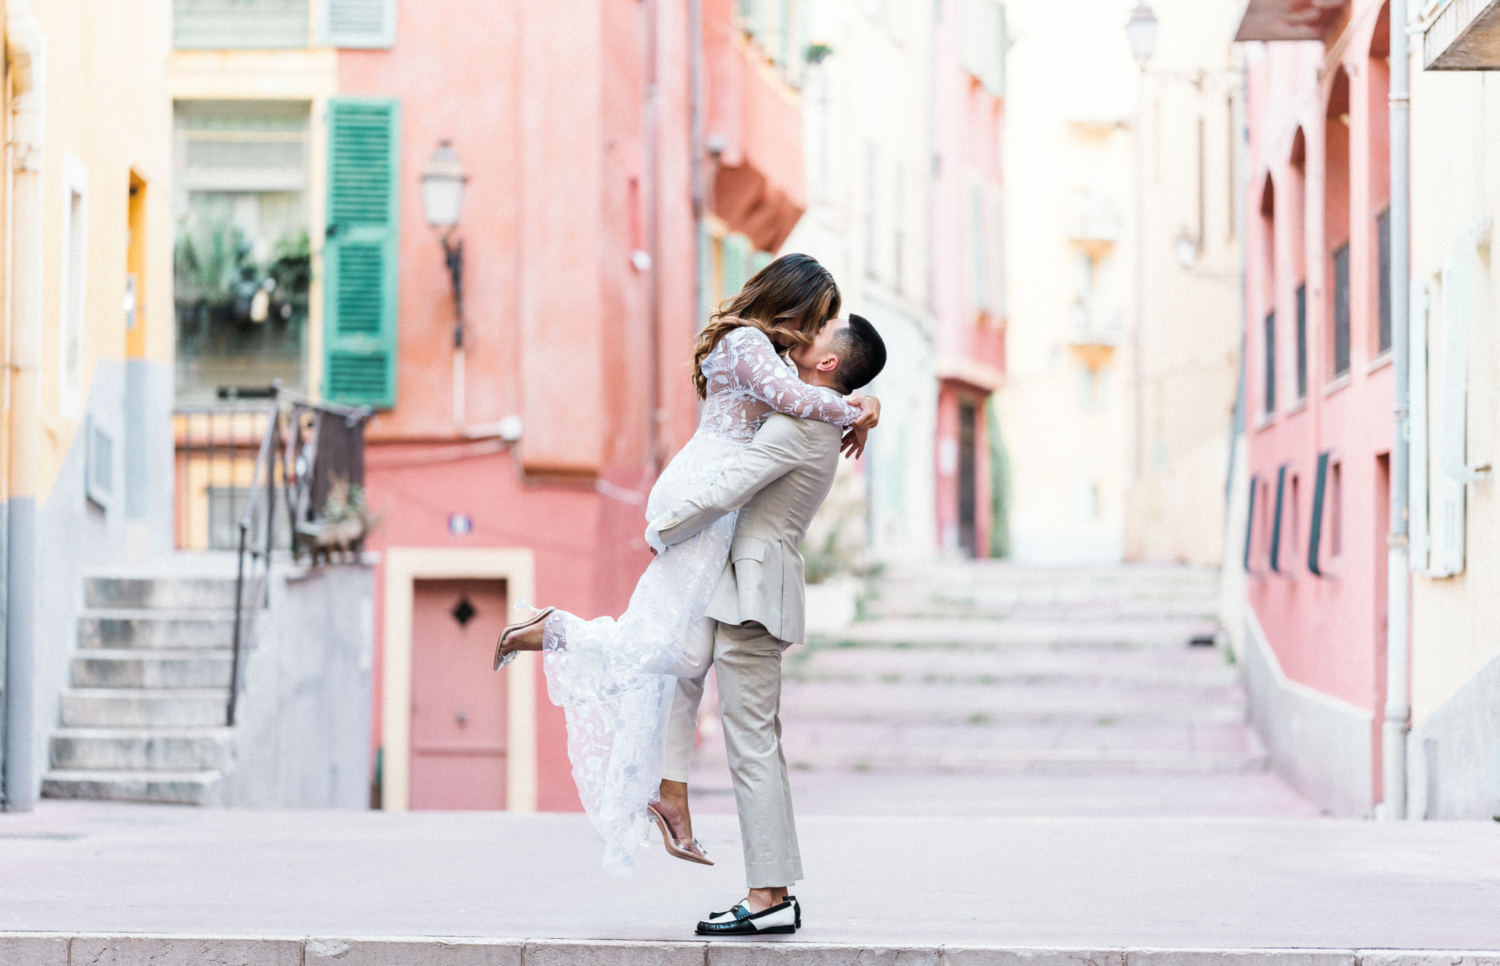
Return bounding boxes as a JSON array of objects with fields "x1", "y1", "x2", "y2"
[
  {"x1": 1121, "y1": 0, "x2": 1243, "y2": 567},
  {"x1": 1404, "y1": 0, "x2": 1500, "y2": 821},
  {"x1": 785, "y1": 0, "x2": 939, "y2": 563},
  {"x1": 1000, "y1": 0, "x2": 1136, "y2": 564},
  {"x1": 1000, "y1": 0, "x2": 1241, "y2": 566},
  {"x1": 2, "y1": 0, "x2": 177, "y2": 808}
]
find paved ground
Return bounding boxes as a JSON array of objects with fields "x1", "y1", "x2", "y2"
[
  {"x1": 690, "y1": 562, "x2": 1319, "y2": 819},
  {"x1": 3, "y1": 802, "x2": 1500, "y2": 951},
  {"x1": 11, "y1": 563, "x2": 1489, "y2": 963}
]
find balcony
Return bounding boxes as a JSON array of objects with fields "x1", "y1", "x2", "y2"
[
  {"x1": 1423, "y1": 0, "x2": 1500, "y2": 68},
  {"x1": 1068, "y1": 192, "x2": 1123, "y2": 253},
  {"x1": 1235, "y1": 0, "x2": 1349, "y2": 41}
]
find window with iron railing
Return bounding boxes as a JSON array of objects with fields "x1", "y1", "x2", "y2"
[
  {"x1": 173, "y1": 0, "x2": 396, "y2": 51},
  {"x1": 1332, "y1": 243, "x2": 1351, "y2": 377},
  {"x1": 173, "y1": 100, "x2": 312, "y2": 405}
]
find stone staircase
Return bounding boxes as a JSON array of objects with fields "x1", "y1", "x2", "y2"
[
  {"x1": 687, "y1": 561, "x2": 1321, "y2": 818},
  {"x1": 778, "y1": 561, "x2": 1261, "y2": 776},
  {"x1": 41, "y1": 569, "x2": 240, "y2": 805}
]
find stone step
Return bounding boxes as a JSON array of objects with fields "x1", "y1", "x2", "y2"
[
  {"x1": 788, "y1": 647, "x2": 1240, "y2": 687},
  {"x1": 40, "y1": 768, "x2": 222, "y2": 805},
  {"x1": 84, "y1": 574, "x2": 239, "y2": 611},
  {"x1": 49, "y1": 727, "x2": 233, "y2": 771},
  {"x1": 812, "y1": 617, "x2": 1222, "y2": 650},
  {"x1": 59, "y1": 688, "x2": 228, "y2": 728},
  {"x1": 71, "y1": 649, "x2": 234, "y2": 689},
  {"x1": 77, "y1": 610, "x2": 235, "y2": 650},
  {"x1": 862, "y1": 600, "x2": 1222, "y2": 622},
  {"x1": 780, "y1": 682, "x2": 1248, "y2": 725},
  {"x1": 780, "y1": 744, "x2": 1270, "y2": 774}
]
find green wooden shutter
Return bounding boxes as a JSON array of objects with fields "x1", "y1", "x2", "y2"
[
  {"x1": 321, "y1": 0, "x2": 396, "y2": 48},
  {"x1": 723, "y1": 233, "x2": 751, "y2": 298},
  {"x1": 324, "y1": 99, "x2": 400, "y2": 409}
]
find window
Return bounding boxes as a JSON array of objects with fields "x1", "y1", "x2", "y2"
[
  {"x1": 1289, "y1": 474, "x2": 1300, "y2": 558},
  {"x1": 173, "y1": 0, "x2": 309, "y2": 49},
  {"x1": 173, "y1": 101, "x2": 312, "y2": 405},
  {"x1": 1332, "y1": 243, "x2": 1351, "y2": 377},
  {"x1": 1295, "y1": 283, "x2": 1308, "y2": 399},
  {"x1": 1330, "y1": 460, "x2": 1343, "y2": 557},
  {"x1": 739, "y1": 0, "x2": 808, "y2": 87},
  {"x1": 1377, "y1": 207, "x2": 1392, "y2": 355},
  {"x1": 960, "y1": 0, "x2": 1007, "y2": 98},
  {"x1": 990, "y1": 197, "x2": 1006, "y2": 318},
  {"x1": 969, "y1": 184, "x2": 987, "y2": 313},
  {"x1": 1264, "y1": 311, "x2": 1276, "y2": 415},
  {"x1": 322, "y1": 0, "x2": 397, "y2": 49},
  {"x1": 60, "y1": 156, "x2": 88, "y2": 418},
  {"x1": 865, "y1": 142, "x2": 879, "y2": 278},
  {"x1": 894, "y1": 164, "x2": 905, "y2": 294}
]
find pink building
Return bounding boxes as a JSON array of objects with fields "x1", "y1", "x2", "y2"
[
  {"x1": 931, "y1": 0, "x2": 1008, "y2": 556},
  {"x1": 1236, "y1": 0, "x2": 1395, "y2": 815}
]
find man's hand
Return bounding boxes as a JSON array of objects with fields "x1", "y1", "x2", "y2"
[
  {"x1": 841, "y1": 395, "x2": 879, "y2": 459},
  {"x1": 849, "y1": 395, "x2": 881, "y2": 431},
  {"x1": 841, "y1": 425, "x2": 869, "y2": 459}
]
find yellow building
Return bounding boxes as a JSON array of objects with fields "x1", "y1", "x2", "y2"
[{"x1": 2, "y1": 0, "x2": 176, "y2": 807}]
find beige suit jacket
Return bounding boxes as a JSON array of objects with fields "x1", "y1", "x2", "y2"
[{"x1": 648, "y1": 413, "x2": 842, "y2": 645}]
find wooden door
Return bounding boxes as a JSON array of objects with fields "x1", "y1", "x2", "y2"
[
  {"x1": 958, "y1": 400, "x2": 978, "y2": 556},
  {"x1": 409, "y1": 579, "x2": 508, "y2": 809}
]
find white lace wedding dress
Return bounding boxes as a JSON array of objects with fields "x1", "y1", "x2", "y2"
[{"x1": 540, "y1": 326, "x2": 860, "y2": 874}]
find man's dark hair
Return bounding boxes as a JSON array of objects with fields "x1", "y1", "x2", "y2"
[{"x1": 832, "y1": 314, "x2": 887, "y2": 394}]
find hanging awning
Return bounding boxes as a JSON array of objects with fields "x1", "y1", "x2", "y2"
[
  {"x1": 1234, "y1": 0, "x2": 1349, "y2": 41},
  {"x1": 1424, "y1": 0, "x2": 1500, "y2": 69}
]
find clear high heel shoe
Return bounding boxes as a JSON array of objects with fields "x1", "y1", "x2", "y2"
[
  {"x1": 646, "y1": 803, "x2": 713, "y2": 865},
  {"x1": 493, "y1": 599, "x2": 557, "y2": 671}
]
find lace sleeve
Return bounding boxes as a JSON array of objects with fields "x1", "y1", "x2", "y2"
[{"x1": 720, "y1": 328, "x2": 861, "y2": 428}]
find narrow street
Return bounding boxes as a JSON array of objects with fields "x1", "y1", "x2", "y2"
[{"x1": 691, "y1": 562, "x2": 1319, "y2": 818}]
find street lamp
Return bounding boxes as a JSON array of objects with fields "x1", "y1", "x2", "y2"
[
  {"x1": 1126, "y1": 2, "x2": 1158, "y2": 64},
  {"x1": 1126, "y1": 3, "x2": 1155, "y2": 483},
  {"x1": 421, "y1": 140, "x2": 468, "y2": 347}
]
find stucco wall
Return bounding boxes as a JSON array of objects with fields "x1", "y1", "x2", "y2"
[
  {"x1": 221, "y1": 562, "x2": 375, "y2": 809},
  {"x1": 1238, "y1": 6, "x2": 1395, "y2": 812},
  {"x1": 1407, "y1": 60, "x2": 1500, "y2": 728}
]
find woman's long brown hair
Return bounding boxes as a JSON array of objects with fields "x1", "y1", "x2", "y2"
[{"x1": 692, "y1": 253, "x2": 842, "y2": 400}]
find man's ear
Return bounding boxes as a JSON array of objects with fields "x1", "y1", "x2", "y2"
[{"x1": 816, "y1": 353, "x2": 840, "y2": 375}]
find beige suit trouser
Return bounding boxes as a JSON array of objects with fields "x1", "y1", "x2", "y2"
[{"x1": 661, "y1": 619, "x2": 801, "y2": 889}]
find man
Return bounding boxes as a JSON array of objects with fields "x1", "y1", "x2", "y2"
[{"x1": 645, "y1": 314, "x2": 887, "y2": 935}]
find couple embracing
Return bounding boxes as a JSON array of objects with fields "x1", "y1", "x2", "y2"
[{"x1": 494, "y1": 253, "x2": 887, "y2": 936}]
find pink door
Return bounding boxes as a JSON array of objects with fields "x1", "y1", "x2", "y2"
[{"x1": 409, "y1": 579, "x2": 509, "y2": 809}]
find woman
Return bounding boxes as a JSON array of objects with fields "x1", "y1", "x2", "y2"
[{"x1": 494, "y1": 254, "x2": 878, "y2": 874}]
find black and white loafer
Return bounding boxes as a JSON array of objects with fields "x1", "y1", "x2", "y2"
[
  {"x1": 704, "y1": 896, "x2": 800, "y2": 930},
  {"x1": 695, "y1": 899, "x2": 798, "y2": 936}
]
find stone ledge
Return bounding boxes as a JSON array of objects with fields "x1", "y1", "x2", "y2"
[{"x1": 3, "y1": 936, "x2": 1499, "y2": 966}]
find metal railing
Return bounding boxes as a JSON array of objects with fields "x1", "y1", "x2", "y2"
[{"x1": 227, "y1": 384, "x2": 371, "y2": 726}]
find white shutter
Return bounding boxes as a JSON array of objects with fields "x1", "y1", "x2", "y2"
[
  {"x1": 174, "y1": 0, "x2": 309, "y2": 49},
  {"x1": 1432, "y1": 221, "x2": 1492, "y2": 576},
  {"x1": 1409, "y1": 279, "x2": 1430, "y2": 573},
  {"x1": 321, "y1": 0, "x2": 395, "y2": 49}
]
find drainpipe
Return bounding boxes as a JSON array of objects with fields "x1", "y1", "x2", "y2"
[
  {"x1": 1383, "y1": 0, "x2": 1412, "y2": 820},
  {"x1": 689, "y1": 0, "x2": 705, "y2": 320},
  {"x1": 643, "y1": 0, "x2": 663, "y2": 475},
  {"x1": 4, "y1": 0, "x2": 45, "y2": 812}
]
